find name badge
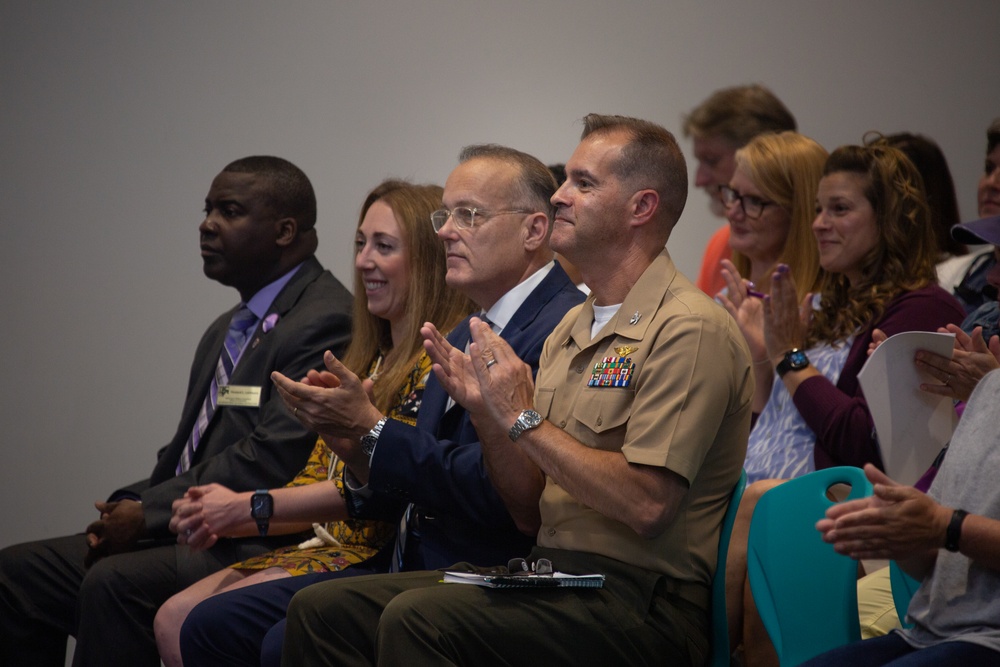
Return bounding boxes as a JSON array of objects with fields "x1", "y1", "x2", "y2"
[{"x1": 217, "y1": 385, "x2": 262, "y2": 408}]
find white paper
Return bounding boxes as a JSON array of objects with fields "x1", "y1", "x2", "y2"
[{"x1": 857, "y1": 331, "x2": 957, "y2": 486}]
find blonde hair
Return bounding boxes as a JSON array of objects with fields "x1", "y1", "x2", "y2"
[
  {"x1": 732, "y1": 131, "x2": 827, "y2": 301},
  {"x1": 340, "y1": 180, "x2": 475, "y2": 411}
]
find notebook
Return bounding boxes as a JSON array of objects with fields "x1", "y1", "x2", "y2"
[{"x1": 442, "y1": 571, "x2": 605, "y2": 589}]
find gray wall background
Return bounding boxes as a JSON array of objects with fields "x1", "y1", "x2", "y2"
[{"x1": 1, "y1": 1, "x2": 997, "y2": 554}]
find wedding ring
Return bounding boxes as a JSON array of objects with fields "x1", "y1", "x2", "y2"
[
  {"x1": 486, "y1": 359, "x2": 498, "y2": 369},
  {"x1": 294, "y1": 407, "x2": 299, "y2": 417},
  {"x1": 185, "y1": 529, "x2": 192, "y2": 538}
]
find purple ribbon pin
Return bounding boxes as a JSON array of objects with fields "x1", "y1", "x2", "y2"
[{"x1": 262, "y1": 313, "x2": 280, "y2": 333}]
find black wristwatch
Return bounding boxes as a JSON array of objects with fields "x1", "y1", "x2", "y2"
[
  {"x1": 250, "y1": 489, "x2": 273, "y2": 537},
  {"x1": 776, "y1": 348, "x2": 810, "y2": 378},
  {"x1": 944, "y1": 508, "x2": 968, "y2": 552}
]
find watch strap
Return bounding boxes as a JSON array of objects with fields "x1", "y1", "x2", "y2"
[
  {"x1": 360, "y1": 417, "x2": 388, "y2": 457},
  {"x1": 776, "y1": 348, "x2": 809, "y2": 378},
  {"x1": 251, "y1": 489, "x2": 272, "y2": 537},
  {"x1": 944, "y1": 508, "x2": 968, "y2": 552}
]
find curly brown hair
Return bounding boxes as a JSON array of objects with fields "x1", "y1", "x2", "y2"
[{"x1": 808, "y1": 137, "x2": 939, "y2": 346}]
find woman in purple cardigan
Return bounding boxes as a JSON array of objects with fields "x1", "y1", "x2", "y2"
[
  {"x1": 729, "y1": 139, "x2": 965, "y2": 483},
  {"x1": 722, "y1": 139, "x2": 965, "y2": 667}
]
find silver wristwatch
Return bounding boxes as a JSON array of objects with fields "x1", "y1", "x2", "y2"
[
  {"x1": 508, "y1": 409, "x2": 543, "y2": 442},
  {"x1": 360, "y1": 417, "x2": 388, "y2": 457}
]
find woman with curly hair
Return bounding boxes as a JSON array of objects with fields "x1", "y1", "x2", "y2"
[
  {"x1": 722, "y1": 139, "x2": 966, "y2": 667},
  {"x1": 728, "y1": 139, "x2": 966, "y2": 482}
]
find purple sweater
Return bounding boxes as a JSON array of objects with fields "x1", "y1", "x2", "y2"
[{"x1": 793, "y1": 285, "x2": 965, "y2": 471}]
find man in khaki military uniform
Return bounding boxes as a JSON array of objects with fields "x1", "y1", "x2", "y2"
[{"x1": 283, "y1": 115, "x2": 754, "y2": 667}]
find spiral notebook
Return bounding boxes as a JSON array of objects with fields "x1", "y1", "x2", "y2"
[{"x1": 442, "y1": 571, "x2": 605, "y2": 589}]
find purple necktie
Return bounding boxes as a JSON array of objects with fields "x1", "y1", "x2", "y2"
[{"x1": 176, "y1": 305, "x2": 258, "y2": 474}]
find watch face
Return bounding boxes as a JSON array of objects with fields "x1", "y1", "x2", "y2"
[
  {"x1": 250, "y1": 493, "x2": 273, "y2": 519},
  {"x1": 522, "y1": 410, "x2": 543, "y2": 428},
  {"x1": 788, "y1": 350, "x2": 809, "y2": 369}
]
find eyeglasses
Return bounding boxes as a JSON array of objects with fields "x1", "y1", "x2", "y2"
[
  {"x1": 507, "y1": 557, "x2": 553, "y2": 576},
  {"x1": 720, "y1": 186, "x2": 776, "y2": 220},
  {"x1": 430, "y1": 207, "x2": 533, "y2": 232}
]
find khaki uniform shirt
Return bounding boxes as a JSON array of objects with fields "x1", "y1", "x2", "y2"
[{"x1": 535, "y1": 250, "x2": 753, "y2": 588}]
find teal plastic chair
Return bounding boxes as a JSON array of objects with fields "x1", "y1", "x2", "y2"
[
  {"x1": 708, "y1": 469, "x2": 747, "y2": 667},
  {"x1": 889, "y1": 560, "x2": 920, "y2": 629},
  {"x1": 746, "y1": 467, "x2": 873, "y2": 666}
]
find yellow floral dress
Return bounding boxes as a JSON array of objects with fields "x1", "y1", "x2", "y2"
[{"x1": 229, "y1": 353, "x2": 430, "y2": 575}]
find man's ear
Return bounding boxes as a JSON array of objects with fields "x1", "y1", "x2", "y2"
[
  {"x1": 275, "y1": 217, "x2": 298, "y2": 247},
  {"x1": 629, "y1": 190, "x2": 659, "y2": 229},
  {"x1": 522, "y1": 212, "x2": 551, "y2": 251}
]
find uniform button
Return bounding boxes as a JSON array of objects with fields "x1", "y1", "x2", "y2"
[
  {"x1": 575, "y1": 364, "x2": 585, "y2": 374},
  {"x1": 558, "y1": 420, "x2": 566, "y2": 428},
  {"x1": 596, "y1": 416, "x2": 603, "y2": 426},
  {"x1": 547, "y1": 528, "x2": 556, "y2": 537}
]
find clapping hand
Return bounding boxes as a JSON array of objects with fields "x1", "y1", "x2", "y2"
[
  {"x1": 762, "y1": 264, "x2": 812, "y2": 364},
  {"x1": 914, "y1": 324, "x2": 1000, "y2": 402},
  {"x1": 716, "y1": 260, "x2": 767, "y2": 363}
]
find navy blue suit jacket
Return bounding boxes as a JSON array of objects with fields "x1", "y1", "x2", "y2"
[{"x1": 357, "y1": 263, "x2": 585, "y2": 568}]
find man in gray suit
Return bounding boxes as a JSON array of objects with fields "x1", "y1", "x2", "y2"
[{"x1": 0, "y1": 156, "x2": 353, "y2": 667}]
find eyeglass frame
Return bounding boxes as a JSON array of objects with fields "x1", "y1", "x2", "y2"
[
  {"x1": 719, "y1": 185, "x2": 776, "y2": 220},
  {"x1": 430, "y1": 206, "x2": 534, "y2": 232},
  {"x1": 507, "y1": 557, "x2": 553, "y2": 576}
]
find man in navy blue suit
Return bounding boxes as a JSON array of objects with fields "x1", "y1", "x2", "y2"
[{"x1": 179, "y1": 144, "x2": 585, "y2": 666}]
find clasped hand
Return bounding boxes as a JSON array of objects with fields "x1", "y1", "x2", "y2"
[
  {"x1": 84, "y1": 498, "x2": 147, "y2": 567},
  {"x1": 169, "y1": 483, "x2": 244, "y2": 551}
]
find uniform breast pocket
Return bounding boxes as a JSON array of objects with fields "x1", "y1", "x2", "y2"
[
  {"x1": 572, "y1": 387, "x2": 633, "y2": 437},
  {"x1": 535, "y1": 387, "x2": 555, "y2": 419}
]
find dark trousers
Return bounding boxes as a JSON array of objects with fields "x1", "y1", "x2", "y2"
[
  {"x1": 283, "y1": 547, "x2": 709, "y2": 667},
  {"x1": 799, "y1": 632, "x2": 1000, "y2": 667},
  {"x1": 0, "y1": 534, "x2": 257, "y2": 667},
  {"x1": 180, "y1": 559, "x2": 388, "y2": 667}
]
